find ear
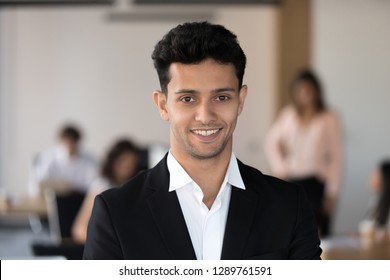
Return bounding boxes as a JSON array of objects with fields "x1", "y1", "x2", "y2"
[
  {"x1": 237, "y1": 85, "x2": 248, "y2": 116},
  {"x1": 153, "y1": 90, "x2": 169, "y2": 121}
]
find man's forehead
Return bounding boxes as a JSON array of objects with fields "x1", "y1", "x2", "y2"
[{"x1": 168, "y1": 60, "x2": 237, "y2": 80}]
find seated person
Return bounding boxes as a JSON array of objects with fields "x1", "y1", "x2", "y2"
[
  {"x1": 29, "y1": 124, "x2": 98, "y2": 197},
  {"x1": 360, "y1": 160, "x2": 390, "y2": 241},
  {"x1": 71, "y1": 138, "x2": 141, "y2": 244}
]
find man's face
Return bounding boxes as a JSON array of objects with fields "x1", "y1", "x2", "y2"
[
  {"x1": 60, "y1": 137, "x2": 78, "y2": 157},
  {"x1": 154, "y1": 58, "x2": 247, "y2": 161}
]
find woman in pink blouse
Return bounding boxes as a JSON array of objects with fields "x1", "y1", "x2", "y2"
[{"x1": 264, "y1": 69, "x2": 343, "y2": 237}]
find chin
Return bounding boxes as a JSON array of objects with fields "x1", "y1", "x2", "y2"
[{"x1": 187, "y1": 146, "x2": 226, "y2": 160}]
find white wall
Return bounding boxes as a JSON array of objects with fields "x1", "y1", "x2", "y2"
[
  {"x1": 0, "y1": 11, "x2": 12, "y2": 193},
  {"x1": 312, "y1": 0, "x2": 390, "y2": 233},
  {"x1": 0, "y1": 4, "x2": 278, "y2": 193}
]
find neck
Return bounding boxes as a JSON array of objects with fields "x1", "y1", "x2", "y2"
[
  {"x1": 297, "y1": 107, "x2": 317, "y2": 122},
  {"x1": 171, "y1": 146, "x2": 232, "y2": 208}
]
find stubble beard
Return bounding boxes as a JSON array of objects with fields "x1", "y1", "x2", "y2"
[{"x1": 185, "y1": 135, "x2": 231, "y2": 160}]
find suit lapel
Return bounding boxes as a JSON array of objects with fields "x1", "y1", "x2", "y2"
[
  {"x1": 146, "y1": 157, "x2": 197, "y2": 260},
  {"x1": 221, "y1": 164, "x2": 259, "y2": 260},
  {"x1": 145, "y1": 156, "x2": 261, "y2": 260}
]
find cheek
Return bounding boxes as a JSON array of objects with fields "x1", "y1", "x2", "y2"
[
  {"x1": 220, "y1": 104, "x2": 239, "y2": 121},
  {"x1": 169, "y1": 107, "x2": 193, "y2": 126},
  {"x1": 228, "y1": 115, "x2": 239, "y2": 129},
  {"x1": 170, "y1": 116, "x2": 188, "y2": 134}
]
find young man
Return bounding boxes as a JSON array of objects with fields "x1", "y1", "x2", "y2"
[
  {"x1": 29, "y1": 124, "x2": 97, "y2": 197},
  {"x1": 83, "y1": 22, "x2": 322, "y2": 260}
]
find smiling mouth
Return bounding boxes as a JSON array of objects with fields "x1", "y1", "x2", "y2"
[{"x1": 191, "y1": 128, "x2": 221, "y2": 136}]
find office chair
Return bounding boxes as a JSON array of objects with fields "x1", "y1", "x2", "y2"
[{"x1": 31, "y1": 190, "x2": 85, "y2": 260}]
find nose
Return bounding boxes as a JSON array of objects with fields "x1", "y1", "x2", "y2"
[{"x1": 195, "y1": 101, "x2": 217, "y2": 125}]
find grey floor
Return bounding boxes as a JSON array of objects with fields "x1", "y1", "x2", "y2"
[{"x1": 0, "y1": 215, "x2": 52, "y2": 259}]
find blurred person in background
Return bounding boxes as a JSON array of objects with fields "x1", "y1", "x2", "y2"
[
  {"x1": 360, "y1": 160, "x2": 390, "y2": 242},
  {"x1": 28, "y1": 124, "x2": 98, "y2": 197},
  {"x1": 264, "y1": 69, "x2": 343, "y2": 238},
  {"x1": 72, "y1": 138, "x2": 142, "y2": 244}
]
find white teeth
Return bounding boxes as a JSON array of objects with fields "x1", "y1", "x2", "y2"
[{"x1": 193, "y1": 129, "x2": 219, "y2": 136}]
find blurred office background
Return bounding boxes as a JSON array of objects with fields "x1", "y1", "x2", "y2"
[{"x1": 1, "y1": 0, "x2": 390, "y2": 259}]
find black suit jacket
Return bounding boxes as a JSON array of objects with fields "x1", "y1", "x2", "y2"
[{"x1": 83, "y1": 156, "x2": 322, "y2": 259}]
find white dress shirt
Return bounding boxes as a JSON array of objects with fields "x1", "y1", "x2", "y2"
[
  {"x1": 167, "y1": 151, "x2": 245, "y2": 260},
  {"x1": 28, "y1": 144, "x2": 98, "y2": 196}
]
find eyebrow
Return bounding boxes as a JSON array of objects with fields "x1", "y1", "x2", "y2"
[
  {"x1": 211, "y1": 87, "x2": 236, "y2": 94},
  {"x1": 174, "y1": 87, "x2": 236, "y2": 95},
  {"x1": 174, "y1": 89, "x2": 198, "y2": 94}
]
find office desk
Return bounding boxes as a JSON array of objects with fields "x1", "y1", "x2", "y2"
[
  {"x1": 0, "y1": 194, "x2": 47, "y2": 217},
  {"x1": 321, "y1": 235, "x2": 390, "y2": 260}
]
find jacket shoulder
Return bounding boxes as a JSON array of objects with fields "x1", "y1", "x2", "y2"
[
  {"x1": 238, "y1": 161, "x2": 298, "y2": 190},
  {"x1": 99, "y1": 155, "x2": 169, "y2": 206},
  {"x1": 238, "y1": 161, "x2": 303, "y2": 204}
]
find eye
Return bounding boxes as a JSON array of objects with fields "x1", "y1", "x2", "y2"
[
  {"x1": 216, "y1": 95, "x2": 229, "y2": 101},
  {"x1": 180, "y1": 96, "x2": 195, "y2": 103}
]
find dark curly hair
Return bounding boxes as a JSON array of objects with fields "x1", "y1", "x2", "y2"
[
  {"x1": 101, "y1": 139, "x2": 141, "y2": 185},
  {"x1": 152, "y1": 21, "x2": 247, "y2": 93}
]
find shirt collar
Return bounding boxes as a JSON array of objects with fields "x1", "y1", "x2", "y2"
[{"x1": 167, "y1": 150, "x2": 245, "y2": 192}]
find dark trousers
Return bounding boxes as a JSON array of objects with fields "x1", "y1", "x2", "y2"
[{"x1": 289, "y1": 176, "x2": 331, "y2": 237}]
